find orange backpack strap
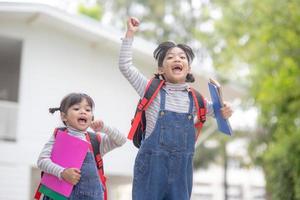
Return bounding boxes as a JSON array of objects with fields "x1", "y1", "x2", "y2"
[
  {"x1": 34, "y1": 127, "x2": 67, "y2": 200},
  {"x1": 86, "y1": 132, "x2": 107, "y2": 200},
  {"x1": 190, "y1": 88, "x2": 207, "y2": 140},
  {"x1": 128, "y1": 78, "x2": 165, "y2": 140}
]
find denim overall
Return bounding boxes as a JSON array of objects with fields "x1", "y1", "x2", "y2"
[
  {"x1": 43, "y1": 152, "x2": 103, "y2": 200},
  {"x1": 133, "y1": 89, "x2": 195, "y2": 200}
]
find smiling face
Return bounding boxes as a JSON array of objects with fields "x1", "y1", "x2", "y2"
[
  {"x1": 61, "y1": 98, "x2": 93, "y2": 131},
  {"x1": 158, "y1": 47, "x2": 191, "y2": 84}
]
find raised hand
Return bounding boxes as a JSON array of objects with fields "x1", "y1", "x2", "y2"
[
  {"x1": 61, "y1": 168, "x2": 81, "y2": 185},
  {"x1": 126, "y1": 17, "x2": 140, "y2": 38},
  {"x1": 90, "y1": 120, "x2": 104, "y2": 132}
]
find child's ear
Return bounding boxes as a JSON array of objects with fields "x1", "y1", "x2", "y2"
[
  {"x1": 188, "y1": 66, "x2": 191, "y2": 73},
  {"x1": 158, "y1": 67, "x2": 164, "y2": 75},
  {"x1": 61, "y1": 112, "x2": 67, "y2": 123}
]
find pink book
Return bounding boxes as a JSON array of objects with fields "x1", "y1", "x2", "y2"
[{"x1": 41, "y1": 130, "x2": 89, "y2": 197}]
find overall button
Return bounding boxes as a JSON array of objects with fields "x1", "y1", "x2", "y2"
[
  {"x1": 188, "y1": 115, "x2": 192, "y2": 120},
  {"x1": 160, "y1": 111, "x2": 165, "y2": 116}
]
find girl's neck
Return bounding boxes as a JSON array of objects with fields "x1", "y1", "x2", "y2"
[
  {"x1": 165, "y1": 82, "x2": 189, "y2": 91},
  {"x1": 67, "y1": 126, "x2": 87, "y2": 134}
]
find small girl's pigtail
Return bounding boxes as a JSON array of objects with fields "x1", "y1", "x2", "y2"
[
  {"x1": 186, "y1": 73, "x2": 195, "y2": 83},
  {"x1": 49, "y1": 107, "x2": 60, "y2": 114}
]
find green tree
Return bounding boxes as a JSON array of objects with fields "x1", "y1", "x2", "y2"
[
  {"x1": 92, "y1": 0, "x2": 210, "y2": 45},
  {"x1": 78, "y1": 2, "x2": 103, "y2": 20},
  {"x1": 194, "y1": 0, "x2": 300, "y2": 199}
]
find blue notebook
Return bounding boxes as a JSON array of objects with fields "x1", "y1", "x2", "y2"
[{"x1": 208, "y1": 80, "x2": 232, "y2": 135}]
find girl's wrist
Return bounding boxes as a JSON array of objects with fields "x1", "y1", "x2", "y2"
[
  {"x1": 125, "y1": 30, "x2": 135, "y2": 38},
  {"x1": 59, "y1": 168, "x2": 65, "y2": 180}
]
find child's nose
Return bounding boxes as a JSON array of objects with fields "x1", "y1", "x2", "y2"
[
  {"x1": 80, "y1": 109, "x2": 87, "y2": 114},
  {"x1": 174, "y1": 55, "x2": 181, "y2": 61}
]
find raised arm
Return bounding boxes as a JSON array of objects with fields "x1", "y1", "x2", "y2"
[
  {"x1": 119, "y1": 17, "x2": 148, "y2": 97},
  {"x1": 90, "y1": 120, "x2": 127, "y2": 156}
]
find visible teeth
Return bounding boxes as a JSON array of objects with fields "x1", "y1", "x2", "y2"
[{"x1": 173, "y1": 67, "x2": 182, "y2": 71}]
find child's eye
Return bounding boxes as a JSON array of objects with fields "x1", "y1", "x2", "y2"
[
  {"x1": 86, "y1": 108, "x2": 91, "y2": 112},
  {"x1": 180, "y1": 56, "x2": 186, "y2": 59},
  {"x1": 73, "y1": 107, "x2": 80, "y2": 111}
]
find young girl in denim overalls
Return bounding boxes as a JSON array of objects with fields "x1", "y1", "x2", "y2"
[
  {"x1": 37, "y1": 93, "x2": 126, "y2": 200},
  {"x1": 119, "y1": 18, "x2": 233, "y2": 200}
]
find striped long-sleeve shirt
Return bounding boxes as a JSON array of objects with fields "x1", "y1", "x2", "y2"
[
  {"x1": 37, "y1": 124, "x2": 126, "y2": 179},
  {"x1": 119, "y1": 38, "x2": 214, "y2": 139}
]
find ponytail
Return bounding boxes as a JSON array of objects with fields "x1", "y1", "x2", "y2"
[
  {"x1": 186, "y1": 73, "x2": 195, "y2": 83},
  {"x1": 49, "y1": 107, "x2": 60, "y2": 114}
]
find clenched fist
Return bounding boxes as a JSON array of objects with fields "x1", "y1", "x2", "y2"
[{"x1": 126, "y1": 17, "x2": 140, "y2": 38}]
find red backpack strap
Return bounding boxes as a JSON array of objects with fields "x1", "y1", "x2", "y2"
[
  {"x1": 86, "y1": 132, "x2": 107, "y2": 200},
  {"x1": 190, "y1": 88, "x2": 207, "y2": 140},
  {"x1": 128, "y1": 78, "x2": 165, "y2": 140},
  {"x1": 34, "y1": 127, "x2": 67, "y2": 200},
  {"x1": 33, "y1": 185, "x2": 42, "y2": 200},
  {"x1": 52, "y1": 127, "x2": 67, "y2": 137}
]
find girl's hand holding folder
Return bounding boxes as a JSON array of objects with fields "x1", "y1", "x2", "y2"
[
  {"x1": 221, "y1": 102, "x2": 233, "y2": 119},
  {"x1": 61, "y1": 168, "x2": 81, "y2": 185}
]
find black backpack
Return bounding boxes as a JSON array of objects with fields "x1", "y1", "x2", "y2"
[{"x1": 127, "y1": 78, "x2": 207, "y2": 148}]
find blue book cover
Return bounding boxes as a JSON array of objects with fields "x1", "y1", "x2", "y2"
[{"x1": 208, "y1": 81, "x2": 232, "y2": 135}]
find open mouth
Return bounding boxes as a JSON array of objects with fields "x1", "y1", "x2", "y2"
[
  {"x1": 78, "y1": 117, "x2": 87, "y2": 124},
  {"x1": 172, "y1": 64, "x2": 183, "y2": 73}
]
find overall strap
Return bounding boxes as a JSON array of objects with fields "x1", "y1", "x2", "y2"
[
  {"x1": 159, "y1": 89, "x2": 166, "y2": 110},
  {"x1": 85, "y1": 132, "x2": 107, "y2": 200},
  {"x1": 128, "y1": 78, "x2": 165, "y2": 140},
  {"x1": 188, "y1": 91, "x2": 194, "y2": 114},
  {"x1": 85, "y1": 132, "x2": 103, "y2": 172}
]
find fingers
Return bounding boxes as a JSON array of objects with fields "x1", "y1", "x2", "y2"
[
  {"x1": 90, "y1": 121, "x2": 97, "y2": 129},
  {"x1": 126, "y1": 16, "x2": 140, "y2": 36},
  {"x1": 71, "y1": 174, "x2": 81, "y2": 185},
  {"x1": 221, "y1": 104, "x2": 233, "y2": 119},
  {"x1": 73, "y1": 168, "x2": 81, "y2": 174},
  {"x1": 130, "y1": 17, "x2": 140, "y2": 27},
  {"x1": 72, "y1": 169, "x2": 81, "y2": 185},
  {"x1": 90, "y1": 120, "x2": 103, "y2": 132},
  {"x1": 62, "y1": 168, "x2": 81, "y2": 185}
]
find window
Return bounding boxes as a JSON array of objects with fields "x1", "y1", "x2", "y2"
[{"x1": 0, "y1": 36, "x2": 22, "y2": 141}]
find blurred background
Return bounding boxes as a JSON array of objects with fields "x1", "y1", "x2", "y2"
[{"x1": 0, "y1": 0, "x2": 299, "y2": 200}]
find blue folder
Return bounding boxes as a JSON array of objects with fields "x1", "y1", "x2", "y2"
[{"x1": 208, "y1": 82, "x2": 232, "y2": 135}]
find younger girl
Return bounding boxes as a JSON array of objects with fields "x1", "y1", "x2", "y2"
[
  {"x1": 37, "y1": 93, "x2": 126, "y2": 200},
  {"x1": 119, "y1": 17, "x2": 233, "y2": 200}
]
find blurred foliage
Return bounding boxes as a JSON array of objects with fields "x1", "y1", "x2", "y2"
[
  {"x1": 196, "y1": 0, "x2": 300, "y2": 199},
  {"x1": 93, "y1": 0, "x2": 210, "y2": 46},
  {"x1": 78, "y1": 3, "x2": 103, "y2": 20}
]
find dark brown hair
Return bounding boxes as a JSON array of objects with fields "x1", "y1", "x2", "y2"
[{"x1": 49, "y1": 93, "x2": 95, "y2": 114}]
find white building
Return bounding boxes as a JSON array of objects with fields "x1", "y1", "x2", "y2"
[{"x1": 0, "y1": 2, "x2": 264, "y2": 200}]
